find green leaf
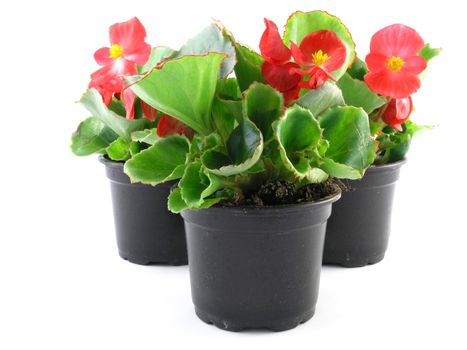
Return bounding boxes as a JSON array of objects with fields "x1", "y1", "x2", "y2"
[
  {"x1": 106, "y1": 137, "x2": 131, "y2": 161},
  {"x1": 188, "y1": 133, "x2": 222, "y2": 162},
  {"x1": 108, "y1": 98, "x2": 127, "y2": 116},
  {"x1": 295, "y1": 82, "x2": 344, "y2": 116},
  {"x1": 375, "y1": 120, "x2": 433, "y2": 164},
  {"x1": 168, "y1": 185, "x2": 226, "y2": 213},
  {"x1": 283, "y1": 11, "x2": 356, "y2": 80},
  {"x1": 274, "y1": 106, "x2": 322, "y2": 180},
  {"x1": 196, "y1": 197, "x2": 226, "y2": 209},
  {"x1": 246, "y1": 160, "x2": 266, "y2": 174},
  {"x1": 244, "y1": 83, "x2": 283, "y2": 140},
  {"x1": 71, "y1": 117, "x2": 118, "y2": 156},
  {"x1": 216, "y1": 77, "x2": 242, "y2": 100},
  {"x1": 129, "y1": 141, "x2": 144, "y2": 156},
  {"x1": 275, "y1": 105, "x2": 321, "y2": 153},
  {"x1": 139, "y1": 46, "x2": 175, "y2": 73},
  {"x1": 128, "y1": 53, "x2": 226, "y2": 135},
  {"x1": 211, "y1": 78, "x2": 242, "y2": 142},
  {"x1": 319, "y1": 158, "x2": 361, "y2": 179},
  {"x1": 80, "y1": 89, "x2": 149, "y2": 141},
  {"x1": 222, "y1": 27, "x2": 265, "y2": 91},
  {"x1": 337, "y1": 73, "x2": 387, "y2": 114},
  {"x1": 227, "y1": 120, "x2": 263, "y2": 165},
  {"x1": 307, "y1": 168, "x2": 330, "y2": 183},
  {"x1": 179, "y1": 162, "x2": 213, "y2": 206},
  {"x1": 175, "y1": 24, "x2": 236, "y2": 78},
  {"x1": 168, "y1": 187, "x2": 188, "y2": 213},
  {"x1": 131, "y1": 128, "x2": 160, "y2": 145},
  {"x1": 124, "y1": 135, "x2": 190, "y2": 185},
  {"x1": 233, "y1": 43, "x2": 265, "y2": 92},
  {"x1": 212, "y1": 98, "x2": 239, "y2": 142},
  {"x1": 346, "y1": 57, "x2": 368, "y2": 80},
  {"x1": 320, "y1": 106, "x2": 375, "y2": 178},
  {"x1": 419, "y1": 44, "x2": 441, "y2": 62},
  {"x1": 215, "y1": 24, "x2": 265, "y2": 91},
  {"x1": 202, "y1": 120, "x2": 263, "y2": 176}
]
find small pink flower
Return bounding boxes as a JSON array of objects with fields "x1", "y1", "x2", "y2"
[
  {"x1": 89, "y1": 17, "x2": 151, "y2": 119},
  {"x1": 93, "y1": 17, "x2": 151, "y2": 69},
  {"x1": 290, "y1": 30, "x2": 346, "y2": 90},
  {"x1": 364, "y1": 24, "x2": 427, "y2": 99}
]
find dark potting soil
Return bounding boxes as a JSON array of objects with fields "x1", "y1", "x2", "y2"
[{"x1": 225, "y1": 178, "x2": 348, "y2": 207}]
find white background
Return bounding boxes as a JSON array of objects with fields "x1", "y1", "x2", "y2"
[{"x1": 1, "y1": 0, "x2": 466, "y2": 349}]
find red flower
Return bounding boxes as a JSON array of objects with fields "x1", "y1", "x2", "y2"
[
  {"x1": 157, "y1": 115, "x2": 194, "y2": 139},
  {"x1": 93, "y1": 17, "x2": 151, "y2": 69},
  {"x1": 141, "y1": 101, "x2": 158, "y2": 122},
  {"x1": 364, "y1": 24, "x2": 427, "y2": 98},
  {"x1": 89, "y1": 17, "x2": 151, "y2": 119},
  {"x1": 380, "y1": 96, "x2": 413, "y2": 131},
  {"x1": 290, "y1": 30, "x2": 346, "y2": 89},
  {"x1": 259, "y1": 19, "x2": 301, "y2": 104},
  {"x1": 88, "y1": 70, "x2": 113, "y2": 105}
]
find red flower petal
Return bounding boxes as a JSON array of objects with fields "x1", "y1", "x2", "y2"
[
  {"x1": 299, "y1": 67, "x2": 332, "y2": 90},
  {"x1": 365, "y1": 70, "x2": 421, "y2": 98},
  {"x1": 365, "y1": 53, "x2": 388, "y2": 72},
  {"x1": 298, "y1": 30, "x2": 346, "y2": 72},
  {"x1": 289, "y1": 66, "x2": 315, "y2": 76},
  {"x1": 366, "y1": 53, "x2": 426, "y2": 77},
  {"x1": 89, "y1": 66, "x2": 120, "y2": 102},
  {"x1": 89, "y1": 59, "x2": 138, "y2": 104},
  {"x1": 141, "y1": 101, "x2": 158, "y2": 122},
  {"x1": 259, "y1": 18, "x2": 291, "y2": 64},
  {"x1": 94, "y1": 47, "x2": 113, "y2": 66},
  {"x1": 262, "y1": 61, "x2": 301, "y2": 92},
  {"x1": 88, "y1": 76, "x2": 113, "y2": 105},
  {"x1": 122, "y1": 88, "x2": 136, "y2": 119},
  {"x1": 381, "y1": 96, "x2": 412, "y2": 131},
  {"x1": 403, "y1": 55, "x2": 427, "y2": 75},
  {"x1": 282, "y1": 85, "x2": 301, "y2": 105},
  {"x1": 124, "y1": 44, "x2": 151, "y2": 66},
  {"x1": 370, "y1": 24, "x2": 425, "y2": 58},
  {"x1": 157, "y1": 115, "x2": 193, "y2": 138},
  {"x1": 109, "y1": 17, "x2": 151, "y2": 65},
  {"x1": 115, "y1": 58, "x2": 138, "y2": 77},
  {"x1": 290, "y1": 41, "x2": 311, "y2": 66}
]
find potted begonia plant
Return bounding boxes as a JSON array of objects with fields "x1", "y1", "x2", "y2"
[
  {"x1": 70, "y1": 17, "x2": 217, "y2": 265},
  {"x1": 323, "y1": 23, "x2": 440, "y2": 267},
  {"x1": 124, "y1": 11, "x2": 375, "y2": 331}
]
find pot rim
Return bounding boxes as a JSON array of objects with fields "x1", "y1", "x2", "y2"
[
  {"x1": 369, "y1": 158, "x2": 407, "y2": 170},
  {"x1": 99, "y1": 155, "x2": 177, "y2": 188},
  {"x1": 99, "y1": 156, "x2": 342, "y2": 212},
  {"x1": 184, "y1": 190, "x2": 341, "y2": 216},
  {"x1": 98, "y1": 155, "x2": 124, "y2": 168}
]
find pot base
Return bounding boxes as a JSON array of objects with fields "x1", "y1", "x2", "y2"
[
  {"x1": 118, "y1": 251, "x2": 188, "y2": 266},
  {"x1": 323, "y1": 252, "x2": 385, "y2": 268},
  {"x1": 195, "y1": 307, "x2": 315, "y2": 332}
]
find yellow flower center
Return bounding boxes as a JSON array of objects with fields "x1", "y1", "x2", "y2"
[
  {"x1": 311, "y1": 50, "x2": 329, "y2": 66},
  {"x1": 109, "y1": 44, "x2": 124, "y2": 59},
  {"x1": 387, "y1": 56, "x2": 405, "y2": 72}
]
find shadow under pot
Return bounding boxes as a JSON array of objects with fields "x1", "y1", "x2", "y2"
[
  {"x1": 323, "y1": 159, "x2": 406, "y2": 267},
  {"x1": 181, "y1": 192, "x2": 340, "y2": 332},
  {"x1": 99, "y1": 156, "x2": 187, "y2": 265}
]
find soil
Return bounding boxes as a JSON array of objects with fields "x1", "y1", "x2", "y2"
[{"x1": 226, "y1": 178, "x2": 349, "y2": 207}]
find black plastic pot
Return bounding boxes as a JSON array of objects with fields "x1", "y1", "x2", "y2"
[
  {"x1": 99, "y1": 156, "x2": 187, "y2": 265},
  {"x1": 181, "y1": 193, "x2": 341, "y2": 332},
  {"x1": 323, "y1": 159, "x2": 406, "y2": 267}
]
